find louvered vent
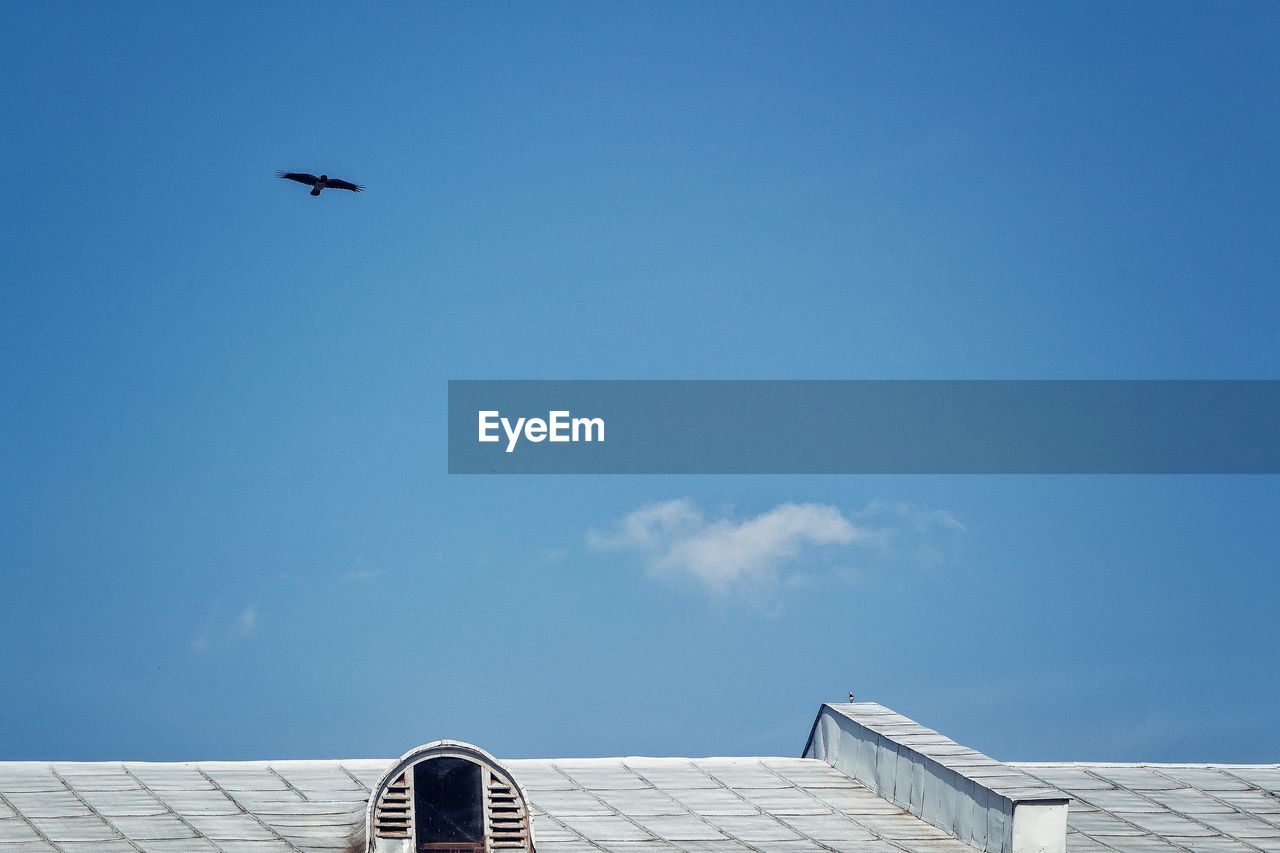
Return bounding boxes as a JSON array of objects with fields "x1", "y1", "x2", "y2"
[
  {"x1": 374, "y1": 771, "x2": 411, "y2": 838},
  {"x1": 484, "y1": 769, "x2": 531, "y2": 851}
]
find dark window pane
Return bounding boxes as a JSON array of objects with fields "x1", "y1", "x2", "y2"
[{"x1": 413, "y1": 758, "x2": 483, "y2": 845}]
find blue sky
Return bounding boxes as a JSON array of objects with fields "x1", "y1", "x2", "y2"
[{"x1": 2, "y1": 2, "x2": 1278, "y2": 763}]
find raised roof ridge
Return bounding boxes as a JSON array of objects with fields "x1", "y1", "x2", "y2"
[{"x1": 805, "y1": 702, "x2": 1069, "y2": 853}]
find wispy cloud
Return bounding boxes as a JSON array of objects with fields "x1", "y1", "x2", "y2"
[
  {"x1": 192, "y1": 603, "x2": 260, "y2": 652},
  {"x1": 589, "y1": 499, "x2": 959, "y2": 596},
  {"x1": 235, "y1": 605, "x2": 258, "y2": 635},
  {"x1": 853, "y1": 500, "x2": 966, "y2": 533}
]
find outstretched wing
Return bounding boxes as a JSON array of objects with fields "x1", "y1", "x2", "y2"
[
  {"x1": 326, "y1": 178, "x2": 364, "y2": 192},
  {"x1": 277, "y1": 171, "x2": 319, "y2": 186}
]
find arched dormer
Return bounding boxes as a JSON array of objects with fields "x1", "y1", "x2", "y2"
[{"x1": 365, "y1": 740, "x2": 535, "y2": 853}]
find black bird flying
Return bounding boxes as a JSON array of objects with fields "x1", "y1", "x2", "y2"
[{"x1": 276, "y1": 171, "x2": 364, "y2": 196}]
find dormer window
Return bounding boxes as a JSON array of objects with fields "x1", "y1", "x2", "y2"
[{"x1": 367, "y1": 741, "x2": 534, "y2": 853}]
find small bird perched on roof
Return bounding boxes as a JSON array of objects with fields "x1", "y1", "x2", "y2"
[{"x1": 276, "y1": 171, "x2": 364, "y2": 196}]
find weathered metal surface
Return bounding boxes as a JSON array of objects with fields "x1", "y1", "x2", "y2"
[
  {"x1": 1016, "y1": 763, "x2": 1280, "y2": 852},
  {"x1": 0, "y1": 757, "x2": 977, "y2": 852},
  {"x1": 0, "y1": 753, "x2": 1275, "y2": 851},
  {"x1": 804, "y1": 703, "x2": 1069, "y2": 853}
]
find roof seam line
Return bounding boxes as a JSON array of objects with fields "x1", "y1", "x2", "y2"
[
  {"x1": 120, "y1": 763, "x2": 229, "y2": 853},
  {"x1": 338, "y1": 764, "x2": 373, "y2": 795},
  {"x1": 1063, "y1": 765, "x2": 1265, "y2": 853},
  {"x1": 752, "y1": 759, "x2": 919, "y2": 853},
  {"x1": 1079, "y1": 765, "x2": 1267, "y2": 853},
  {"x1": 194, "y1": 765, "x2": 305, "y2": 852},
  {"x1": 0, "y1": 775, "x2": 57, "y2": 849},
  {"x1": 265, "y1": 765, "x2": 310, "y2": 803},
  {"x1": 547, "y1": 763, "x2": 675, "y2": 850},
  {"x1": 1153, "y1": 765, "x2": 1279, "y2": 846},
  {"x1": 1014, "y1": 766, "x2": 1189, "y2": 853},
  {"x1": 624, "y1": 759, "x2": 762, "y2": 851},
  {"x1": 47, "y1": 764, "x2": 144, "y2": 853}
]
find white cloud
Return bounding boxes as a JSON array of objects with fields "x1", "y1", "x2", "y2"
[
  {"x1": 192, "y1": 603, "x2": 259, "y2": 651},
  {"x1": 854, "y1": 500, "x2": 966, "y2": 533},
  {"x1": 586, "y1": 498, "x2": 705, "y2": 551},
  {"x1": 590, "y1": 498, "x2": 964, "y2": 596},
  {"x1": 590, "y1": 499, "x2": 875, "y2": 594},
  {"x1": 236, "y1": 605, "x2": 258, "y2": 635}
]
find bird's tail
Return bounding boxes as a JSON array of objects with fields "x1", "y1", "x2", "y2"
[{"x1": 310, "y1": 185, "x2": 322, "y2": 196}]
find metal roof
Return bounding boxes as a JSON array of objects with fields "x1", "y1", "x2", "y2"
[
  {"x1": 805, "y1": 703, "x2": 1069, "y2": 853},
  {"x1": 4, "y1": 713, "x2": 1279, "y2": 853},
  {"x1": 1014, "y1": 763, "x2": 1280, "y2": 853},
  {"x1": 0, "y1": 756, "x2": 976, "y2": 852},
  {"x1": 807, "y1": 704, "x2": 1066, "y2": 803},
  {"x1": 4, "y1": 756, "x2": 1278, "y2": 852}
]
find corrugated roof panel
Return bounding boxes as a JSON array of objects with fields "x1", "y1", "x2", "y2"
[
  {"x1": 1017, "y1": 766, "x2": 1118, "y2": 792},
  {"x1": 1227, "y1": 767, "x2": 1280, "y2": 789},
  {"x1": 730, "y1": 786, "x2": 832, "y2": 815},
  {"x1": 0, "y1": 765, "x2": 66, "y2": 794},
  {"x1": 698, "y1": 759, "x2": 793, "y2": 790},
  {"x1": 660, "y1": 786, "x2": 758, "y2": 816},
  {"x1": 1142, "y1": 787, "x2": 1240, "y2": 814},
  {"x1": 774, "y1": 811, "x2": 879, "y2": 842},
  {"x1": 763, "y1": 758, "x2": 863, "y2": 789},
  {"x1": 0, "y1": 816, "x2": 45, "y2": 842},
  {"x1": 152, "y1": 789, "x2": 242, "y2": 815},
  {"x1": 1017, "y1": 762, "x2": 1280, "y2": 852},
  {"x1": 47, "y1": 841, "x2": 137, "y2": 852},
  {"x1": 1071, "y1": 787, "x2": 1166, "y2": 813},
  {"x1": 1069, "y1": 838, "x2": 1182, "y2": 853},
  {"x1": 553, "y1": 762, "x2": 650, "y2": 791},
  {"x1": 1212, "y1": 788, "x2": 1280, "y2": 814},
  {"x1": 524, "y1": 787, "x2": 614, "y2": 816},
  {"x1": 854, "y1": 812, "x2": 957, "y2": 841},
  {"x1": 199, "y1": 766, "x2": 294, "y2": 793},
  {"x1": 75, "y1": 788, "x2": 169, "y2": 816},
  {"x1": 701, "y1": 811, "x2": 806, "y2": 842},
  {"x1": 28, "y1": 814, "x2": 121, "y2": 842},
  {"x1": 502, "y1": 760, "x2": 578, "y2": 791},
  {"x1": 1156, "y1": 767, "x2": 1254, "y2": 791},
  {"x1": 1151, "y1": 839, "x2": 1257, "y2": 852},
  {"x1": 269, "y1": 763, "x2": 368, "y2": 796},
  {"x1": 125, "y1": 765, "x2": 219, "y2": 791},
  {"x1": 805, "y1": 784, "x2": 922, "y2": 815},
  {"x1": 622, "y1": 760, "x2": 721, "y2": 790},
  {"x1": 1081, "y1": 767, "x2": 1186, "y2": 792},
  {"x1": 592, "y1": 788, "x2": 686, "y2": 816},
  {"x1": 1197, "y1": 811, "x2": 1280, "y2": 839},
  {"x1": 52, "y1": 767, "x2": 138, "y2": 792},
  {"x1": 555, "y1": 813, "x2": 655, "y2": 842},
  {"x1": 626, "y1": 812, "x2": 727, "y2": 841},
  {"x1": 661, "y1": 841, "x2": 755, "y2": 852},
  {"x1": 106, "y1": 813, "x2": 200, "y2": 840},
  {"x1": 211, "y1": 841, "x2": 297, "y2": 852},
  {"x1": 180, "y1": 813, "x2": 282, "y2": 841},
  {"x1": 3, "y1": 755, "x2": 1278, "y2": 851},
  {"x1": 119, "y1": 840, "x2": 221, "y2": 852},
  {"x1": 5, "y1": 791, "x2": 92, "y2": 819}
]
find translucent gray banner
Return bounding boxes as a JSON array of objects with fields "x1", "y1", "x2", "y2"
[{"x1": 447, "y1": 380, "x2": 1280, "y2": 474}]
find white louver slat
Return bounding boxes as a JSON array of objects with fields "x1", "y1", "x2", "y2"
[
  {"x1": 374, "y1": 770, "x2": 412, "y2": 838},
  {"x1": 484, "y1": 768, "x2": 531, "y2": 851}
]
